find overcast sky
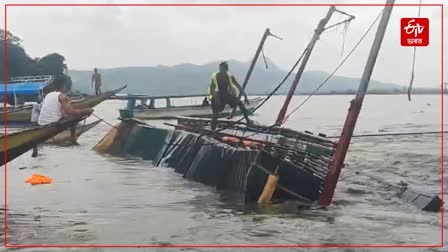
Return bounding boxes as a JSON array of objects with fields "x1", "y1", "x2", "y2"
[{"x1": 1, "y1": 0, "x2": 446, "y2": 87}]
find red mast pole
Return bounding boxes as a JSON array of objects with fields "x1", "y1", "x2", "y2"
[
  {"x1": 319, "y1": 0, "x2": 396, "y2": 206},
  {"x1": 275, "y1": 6, "x2": 336, "y2": 125}
]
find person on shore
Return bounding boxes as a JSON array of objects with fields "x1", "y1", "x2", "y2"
[
  {"x1": 91, "y1": 68, "x2": 102, "y2": 96},
  {"x1": 208, "y1": 61, "x2": 252, "y2": 131}
]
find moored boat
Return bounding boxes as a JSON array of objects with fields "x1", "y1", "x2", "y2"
[
  {"x1": 0, "y1": 117, "x2": 86, "y2": 166},
  {"x1": 115, "y1": 94, "x2": 263, "y2": 120},
  {"x1": 0, "y1": 75, "x2": 52, "y2": 106},
  {"x1": 44, "y1": 119, "x2": 102, "y2": 145},
  {"x1": 1, "y1": 85, "x2": 127, "y2": 124}
]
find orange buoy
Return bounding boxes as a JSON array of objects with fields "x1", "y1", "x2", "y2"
[
  {"x1": 242, "y1": 140, "x2": 262, "y2": 149},
  {"x1": 222, "y1": 136, "x2": 240, "y2": 144},
  {"x1": 25, "y1": 174, "x2": 52, "y2": 185}
]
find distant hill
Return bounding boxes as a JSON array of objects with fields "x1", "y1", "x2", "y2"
[{"x1": 68, "y1": 59, "x2": 403, "y2": 95}]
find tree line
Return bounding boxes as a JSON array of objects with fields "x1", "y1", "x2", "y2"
[{"x1": 0, "y1": 29, "x2": 72, "y2": 93}]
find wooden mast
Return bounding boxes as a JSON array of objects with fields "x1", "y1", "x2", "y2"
[
  {"x1": 275, "y1": 6, "x2": 336, "y2": 125},
  {"x1": 232, "y1": 28, "x2": 282, "y2": 115},
  {"x1": 319, "y1": 0, "x2": 396, "y2": 206}
]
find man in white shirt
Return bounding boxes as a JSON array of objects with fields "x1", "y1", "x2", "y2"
[{"x1": 31, "y1": 76, "x2": 93, "y2": 157}]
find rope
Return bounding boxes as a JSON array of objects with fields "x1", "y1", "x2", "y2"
[
  {"x1": 154, "y1": 135, "x2": 185, "y2": 166},
  {"x1": 212, "y1": 7, "x2": 354, "y2": 134},
  {"x1": 245, "y1": 45, "x2": 309, "y2": 116},
  {"x1": 212, "y1": 44, "x2": 310, "y2": 134},
  {"x1": 280, "y1": 8, "x2": 385, "y2": 125},
  {"x1": 261, "y1": 48, "x2": 269, "y2": 69},
  {"x1": 323, "y1": 8, "x2": 355, "y2": 32},
  {"x1": 235, "y1": 9, "x2": 385, "y2": 140},
  {"x1": 79, "y1": 118, "x2": 87, "y2": 139},
  {"x1": 341, "y1": 21, "x2": 349, "y2": 56},
  {"x1": 328, "y1": 130, "x2": 448, "y2": 138},
  {"x1": 407, "y1": 0, "x2": 423, "y2": 101},
  {"x1": 91, "y1": 113, "x2": 118, "y2": 129}
]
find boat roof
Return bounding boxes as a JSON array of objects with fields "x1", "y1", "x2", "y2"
[{"x1": 0, "y1": 81, "x2": 49, "y2": 96}]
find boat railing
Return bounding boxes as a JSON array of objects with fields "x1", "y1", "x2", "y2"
[{"x1": 9, "y1": 75, "x2": 53, "y2": 83}]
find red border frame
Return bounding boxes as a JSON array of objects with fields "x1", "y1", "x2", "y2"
[{"x1": 3, "y1": 2, "x2": 445, "y2": 249}]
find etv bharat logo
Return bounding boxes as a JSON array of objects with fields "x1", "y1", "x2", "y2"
[{"x1": 401, "y1": 18, "x2": 429, "y2": 46}]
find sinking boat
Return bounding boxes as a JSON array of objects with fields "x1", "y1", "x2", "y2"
[
  {"x1": 93, "y1": 116, "x2": 336, "y2": 204},
  {"x1": 0, "y1": 117, "x2": 86, "y2": 166},
  {"x1": 93, "y1": 2, "x2": 442, "y2": 212},
  {"x1": 115, "y1": 94, "x2": 263, "y2": 120},
  {"x1": 1, "y1": 85, "x2": 127, "y2": 125}
]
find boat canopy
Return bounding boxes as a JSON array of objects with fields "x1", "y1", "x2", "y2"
[{"x1": 0, "y1": 81, "x2": 49, "y2": 96}]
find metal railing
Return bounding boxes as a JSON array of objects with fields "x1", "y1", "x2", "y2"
[{"x1": 9, "y1": 75, "x2": 53, "y2": 83}]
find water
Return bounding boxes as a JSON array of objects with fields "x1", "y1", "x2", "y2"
[{"x1": 1, "y1": 95, "x2": 446, "y2": 251}]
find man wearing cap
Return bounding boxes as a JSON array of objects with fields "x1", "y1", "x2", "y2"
[{"x1": 208, "y1": 61, "x2": 252, "y2": 131}]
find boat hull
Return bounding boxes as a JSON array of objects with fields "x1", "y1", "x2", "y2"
[
  {"x1": 44, "y1": 119, "x2": 102, "y2": 145},
  {"x1": 120, "y1": 97, "x2": 263, "y2": 120},
  {"x1": 93, "y1": 118, "x2": 331, "y2": 204},
  {"x1": 0, "y1": 118, "x2": 84, "y2": 166},
  {"x1": 0, "y1": 85, "x2": 126, "y2": 124}
]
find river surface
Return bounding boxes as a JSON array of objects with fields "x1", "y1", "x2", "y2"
[{"x1": 1, "y1": 95, "x2": 446, "y2": 251}]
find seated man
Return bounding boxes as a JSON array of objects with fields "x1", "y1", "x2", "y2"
[
  {"x1": 31, "y1": 76, "x2": 93, "y2": 157},
  {"x1": 202, "y1": 97, "x2": 210, "y2": 106}
]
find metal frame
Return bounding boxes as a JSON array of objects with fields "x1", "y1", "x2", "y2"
[{"x1": 9, "y1": 75, "x2": 53, "y2": 83}]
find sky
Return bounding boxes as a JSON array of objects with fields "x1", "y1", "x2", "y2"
[{"x1": 1, "y1": 0, "x2": 446, "y2": 87}]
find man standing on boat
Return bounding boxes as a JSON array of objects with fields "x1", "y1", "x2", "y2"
[
  {"x1": 31, "y1": 76, "x2": 93, "y2": 157},
  {"x1": 208, "y1": 61, "x2": 252, "y2": 131},
  {"x1": 92, "y1": 68, "x2": 102, "y2": 96}
]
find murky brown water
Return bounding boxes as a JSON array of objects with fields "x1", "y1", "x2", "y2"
[{"x1": 1, "y1": 95, "x2": 445, "y2": 251}]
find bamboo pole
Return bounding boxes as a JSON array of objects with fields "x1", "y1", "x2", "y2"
[
  {"x1": 275, "y1": 6, "x2": 336, "y2": 125},
  {"x1": 232, "y1": 28, "x2": 282, "y2": 115}
]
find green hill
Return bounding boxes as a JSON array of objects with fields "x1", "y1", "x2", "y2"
[{"x1": 68, "y1": 59, "x2": 402, "y2": 95}]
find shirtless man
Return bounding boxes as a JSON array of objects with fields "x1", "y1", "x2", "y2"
[{"x1": 92, "y1": 68, "x2": 102, "y2": 96}]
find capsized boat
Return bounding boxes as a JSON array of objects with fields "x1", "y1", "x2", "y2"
[
  {"x1": 93, "y1": 116, "x2": 336, "y2": 204},
  {"x1": 1, "y1": 85, "x2": 127, "y2": 124},
  {"x1": 115, "y1": 94, "x2": 263, "y2": 120},
  {"x1": 93, "y1": 15, "x2": 348, "y2": 206},
  {"x1": 93, "y1": 2, "x2": 442, "y2": 212},
  {"x1": 0, "y1": 117, "x2": 86, "y2": 166}
]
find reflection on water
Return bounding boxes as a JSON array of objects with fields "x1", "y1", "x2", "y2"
[{"x1": 0, "y1": 95, "x2": 445, "y2": 251}]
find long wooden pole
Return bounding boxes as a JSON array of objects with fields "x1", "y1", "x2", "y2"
[
  {"x1": 275, "y1": 6, "x2": 336, "y2": 125},
  {"x1": 319, "y1": 0, "x2": 396, "y2": 207},
  {"x1": 240, "y1": 28, "x2": 272, "y2": 96},
  {"x1": 232, "y1": 28, "x2": 282, "y2": 115}
]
